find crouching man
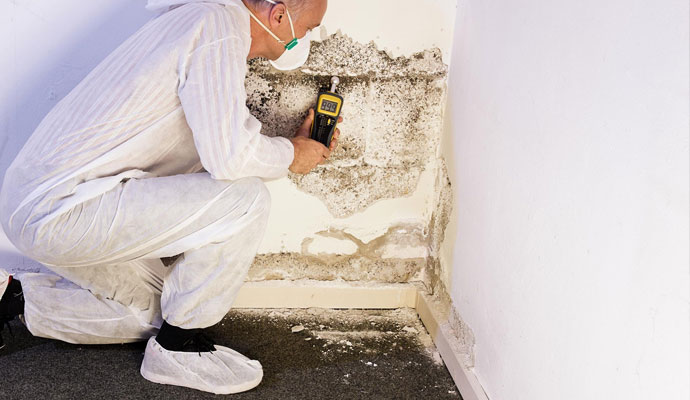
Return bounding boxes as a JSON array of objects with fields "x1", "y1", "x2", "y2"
[{"x1": 0, "y1": 0, "x2": 340, "y2": 394}]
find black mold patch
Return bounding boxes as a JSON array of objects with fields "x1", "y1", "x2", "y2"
[
  {"x1": 248, "y1": 252, "x2": 424, "y2": 282},
  {"x1": 245, "y1": 33, "x2": 447, "y2": 217}
]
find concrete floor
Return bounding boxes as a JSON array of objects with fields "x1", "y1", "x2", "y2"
[{"x1": 0, "y1": 307, "x2": 462, "y2": 399}]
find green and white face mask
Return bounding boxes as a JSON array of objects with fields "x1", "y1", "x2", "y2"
[{"x1": 246, "y1": 0, "x2": 312, "y2": 71}]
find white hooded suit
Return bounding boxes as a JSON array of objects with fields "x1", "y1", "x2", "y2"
[{"x1": 0, "y1": 0, "x2": 292, "y2": 343}]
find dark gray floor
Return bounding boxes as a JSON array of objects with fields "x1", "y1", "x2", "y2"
[{"x1": 1, "y1": 307, "x2": 461, "y2": 399}]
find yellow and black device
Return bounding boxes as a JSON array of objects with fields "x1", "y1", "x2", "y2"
[{"x1": 310, "y1": 76, "x2": 343, "y2": 148}]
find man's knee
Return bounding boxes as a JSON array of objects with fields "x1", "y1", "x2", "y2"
[{"x1": 230, "y1": 176, "x2": 271, "y2": 215}]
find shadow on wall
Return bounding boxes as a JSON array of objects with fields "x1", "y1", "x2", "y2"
[{"x1": 0, "y1": 3, "x2": 153, "y2": 191}]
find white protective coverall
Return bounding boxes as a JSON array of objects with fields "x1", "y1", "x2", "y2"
[{"x1": 0, "y1": 0, "x2": 294, "y2": 344}]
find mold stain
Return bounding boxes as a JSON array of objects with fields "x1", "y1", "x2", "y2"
[
  {"x1": 302, "y1": 223, "x2": 428, "y2": 260},
  {"x1": 243, "y1": 34, "x2": 473, "y2": 360},
  {"x1": 245, "y1": 33, "x2": 447, "y2": 218},
  {"x1": 249, "y1": 223, "x2": 428, "y2": 283},
  {"x1": 244, "y1": 32, "x2": 455, "y2": 297}
]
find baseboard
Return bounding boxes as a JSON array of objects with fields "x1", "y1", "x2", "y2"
[
  {"x1": 233, "y1": 280, "x2": 489, "y2": 400},
  {"x1": 233, "y1": 280, "x2": 418, "y2": 308},
  {"x1": 415, "y1": 289, "x2": 489, "y2": 400}
]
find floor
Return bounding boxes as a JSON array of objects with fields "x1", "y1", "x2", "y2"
[{"x1": 0, "y1": 307, "x2": 462, "y2": 399}]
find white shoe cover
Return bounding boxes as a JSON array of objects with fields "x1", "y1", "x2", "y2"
[{"x1": 140, "y1": 336, "x2": 263, "y2": 394}]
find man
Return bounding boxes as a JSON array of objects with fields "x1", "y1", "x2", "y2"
[{"x1": 0, "y1": 0, "x2": 340, "y2": 394}]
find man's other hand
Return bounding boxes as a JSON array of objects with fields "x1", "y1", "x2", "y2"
[{"x1": 288, "y1": 108, "x2": 343, "y2": 174}]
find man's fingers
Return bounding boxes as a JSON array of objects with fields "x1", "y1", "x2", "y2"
[
  {"x1": 303, "y1": 108, "x2": 315, "y2": 127},
  {"x1": 330, "y1": 137, "x2": 339, "y2": 150},
  {"x1": 318, "y1": 148, "x2": 329, "y2": 164},
  {"x1": 297, "y1": 109, "x2": 315, "y2": 137}
]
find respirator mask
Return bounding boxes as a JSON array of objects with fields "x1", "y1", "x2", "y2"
[{"x1": 246, "y1": 0, "x2": 312, "y2": 71}]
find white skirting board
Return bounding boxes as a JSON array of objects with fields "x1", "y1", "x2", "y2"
[{"x1": 233, "y1": 280, "x2": 489, "y2": 400}]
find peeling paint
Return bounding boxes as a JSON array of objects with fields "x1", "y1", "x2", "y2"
[
  {"x1": 247, "y1": 251, "x2": 424, "y2": 283},
  {"x1": 245, "y1": 32, "x2": 456, "y2": 307},
  {"x1": 249, "y1": 223, "x2": 427, "y2": 283},
  {"x1": 244, "y1": 33, "x2": 473, "y2": 363},
  {"x1": 246, "y1": 33, "x2": 447, "y2": 217},
  {"x1": 291, "y1": 164, "x2": 424, "y2": 219},
  {"x1": 302, "y1": 235, "x2": 359, "y2": 256},
  {"x1": 447, "y1": 303, "x2": 476, "y2": 368},
  {"x1": 303, "y1": 223, "x2": 428, "y2": 260},
  {"x1": 422, "y1": 158, "x2": 454, "y2": 297}
]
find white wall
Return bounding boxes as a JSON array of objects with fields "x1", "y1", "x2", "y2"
[
  {"x1": 258, "y1": 0, "x2": 458, "y2": 255},
  {"x1": 0, "y1": 0, "x2": 153, "y2": 263},
  {"x1": 442, "y1": 0, "x2": 689, "y2": 399}
]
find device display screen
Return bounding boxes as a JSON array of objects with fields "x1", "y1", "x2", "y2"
[{"x1": 321, "y1": 99, "x2": 338, "y2": 113}]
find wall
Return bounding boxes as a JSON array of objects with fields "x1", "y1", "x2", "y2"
[
  {"x1": 0, "y1": 0, "x2": 476, "y2": 386},
  {"x1": 248, "y1": 1, "x2": 458, "y2": 285},
  {"x1": 441, "y1": 0, "x2": 690, "y2": 399},
  {"x1": 246, "y1": 35, "x2": 453, "y2": 283},
  {"x1": 0, "y1": 0, "x2": 154, "y2": 265}
]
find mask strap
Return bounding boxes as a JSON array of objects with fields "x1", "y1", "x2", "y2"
[
  {"x1": 283, "y1": 8, "x2": 298, "y2": 49},
  {"x1": 285, "y1": 8, "x2": 296, "y2": 39},
  {"x1": 247, "y1": 0, "x2": 298, "y2": 49}
]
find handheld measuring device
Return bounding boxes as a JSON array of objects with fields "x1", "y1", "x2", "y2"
[{"x1": 310, "y1": 76, "x2": 343, "y2": 148}]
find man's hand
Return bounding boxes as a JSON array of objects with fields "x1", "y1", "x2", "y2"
[{"x1": 289, "y1": 109, "x2": 343, "y2": 174}]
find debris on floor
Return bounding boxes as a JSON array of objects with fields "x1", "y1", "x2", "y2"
[
  {"x1": 1, "y1": 307, "x2": 461, "y2": 399},
  {"x1": 247, "y1": 307, "x2": 444, "y2": 367}
]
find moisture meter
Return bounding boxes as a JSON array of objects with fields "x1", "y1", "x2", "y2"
[{"x1": 310, "y1": 76, "x2": 343, "y2": 148}]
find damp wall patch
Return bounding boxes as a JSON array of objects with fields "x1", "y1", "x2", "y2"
[
  {"x1": 247, "y1": 33, "x2": 453, "y2": 291},
  {"x1": 246, "y1": 34, "x2": 447, "y2": 218}
]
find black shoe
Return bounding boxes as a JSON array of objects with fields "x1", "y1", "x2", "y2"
[
  {"x1": 0, "y1": 275, "x2": 25, "y2": 350},
  {"x1": 155, "y1": 320, "x2": 217, "y2": 355}
]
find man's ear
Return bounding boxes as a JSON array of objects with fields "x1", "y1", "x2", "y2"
[{"x1": 268, "y1": 3, "x2": 287, "y2": 29}]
